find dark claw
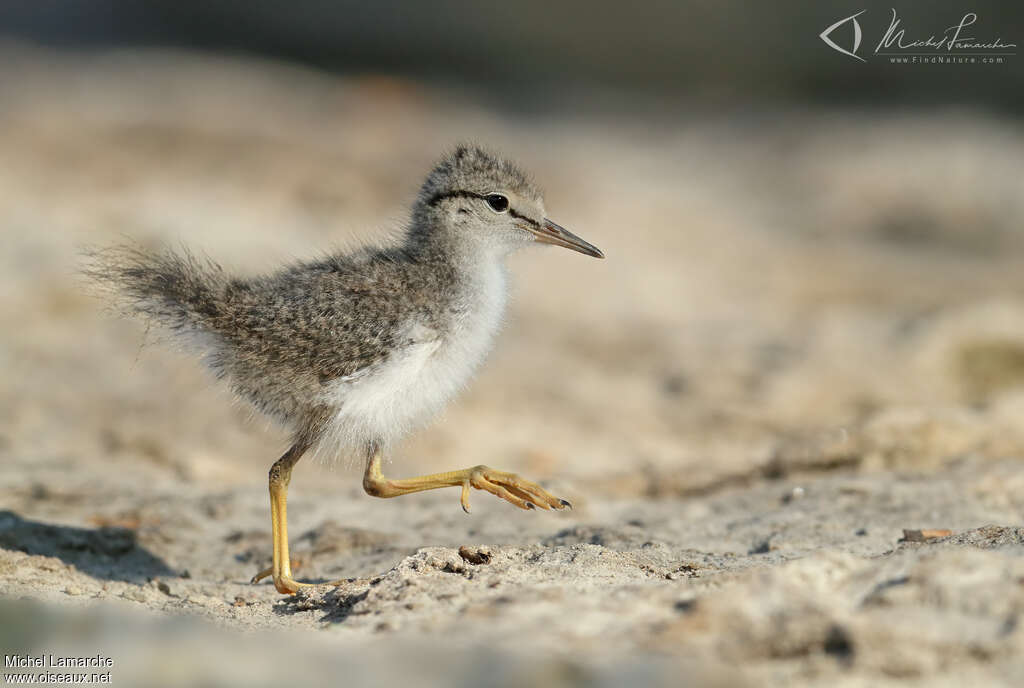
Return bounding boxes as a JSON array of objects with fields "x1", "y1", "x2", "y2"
[
  {"x1": 525, "y1": 502, "x2": 536, "y2": 510},
  {"x1": 462, "y1": 504, "x2": 471, "y2": 514},
  {"x1": 560, "y1": 499, "x2": 573, "y2": 509}
]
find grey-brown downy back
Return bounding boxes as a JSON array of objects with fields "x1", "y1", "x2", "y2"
[{"x1": 86, "y1": 145, "x2": 542, "y2": 453}]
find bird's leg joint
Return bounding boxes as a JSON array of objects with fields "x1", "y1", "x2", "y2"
[
  {"x1": 269, "y1": 458, "x2": 291, "y2": 488},
  {"x1": 362, "y1": 447, "x2": 391, "y2": 497},
  {"x1": 362, "y1": 471, "x2": 391, "y2": 497}
]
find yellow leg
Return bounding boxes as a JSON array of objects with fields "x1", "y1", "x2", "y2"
[
  {"x1": 363, "y1": 450, "x2": 571, "y2": 513},
  {"x1": 253, "y1": 444, "x2": 571, "y2": 595},
  {"x1": 250, "y1": 443, "x2": 319, "y2": 595}
]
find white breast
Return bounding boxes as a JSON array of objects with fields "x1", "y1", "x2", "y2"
[{"x1": 319, "y1": 262, "x2": 507, "y2": 458}]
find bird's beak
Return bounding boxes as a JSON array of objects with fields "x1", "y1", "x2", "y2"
[{"x1": 525, "y1": 218, "x2": 605, "y2": 259}]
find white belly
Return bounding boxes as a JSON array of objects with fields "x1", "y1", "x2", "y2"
[{"x1": 319, "y1": 266, "x2": 506, "y2": 457}]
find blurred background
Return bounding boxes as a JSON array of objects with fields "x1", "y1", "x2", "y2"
[
  {"x1": 2, "y1": 2, "x2": 1023, "y2": 687},
  {"x1": 3, "y1": 0, "x2": 1023, "y2": 111}
]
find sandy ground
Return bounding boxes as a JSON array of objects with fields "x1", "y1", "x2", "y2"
[{"x1": 2, "y1": 45, "x2": 1024, "y2": 686}]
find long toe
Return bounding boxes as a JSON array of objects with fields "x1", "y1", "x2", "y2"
[
  {"x1": 496, "y1": 471, "x2": 567, "y2": 510},
  {"x1": 475, "y1": 468, "x2": 570, "y2": 511},
  {"x1": 472, "y1": 473, "x2": 536, "y2": 510}
]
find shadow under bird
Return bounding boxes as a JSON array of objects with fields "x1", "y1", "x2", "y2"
[{"x1": 88, "y1": 145, "x2": 604, "y2": 594}]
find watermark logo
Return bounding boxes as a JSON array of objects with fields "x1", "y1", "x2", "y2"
[
  {"x1": 820, "y1": 10, "x2": 867, "y2": 62},
  {"x1": 820, "y1": 9, "x2": 1016, "y2": 64}
]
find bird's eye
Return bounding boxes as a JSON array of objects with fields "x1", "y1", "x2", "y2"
[{"x1": 485, "y1": 194, "x2": 509, "y2": 213}]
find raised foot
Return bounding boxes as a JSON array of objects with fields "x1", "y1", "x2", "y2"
[{"x1": 461, "y1": 465, "x2": 572, "y2": 514}]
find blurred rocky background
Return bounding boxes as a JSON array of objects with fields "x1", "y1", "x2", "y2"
[{"x1": 1, "y1": 2, "x2": 1023, "y2": 687}]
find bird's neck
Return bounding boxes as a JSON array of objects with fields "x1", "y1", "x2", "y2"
[
  {"x1": 404, "y1": 215, "x2": 509, "y2": 324},
  {"x1": 406, "y1": 214, "x2": 509, "y2": 277}
]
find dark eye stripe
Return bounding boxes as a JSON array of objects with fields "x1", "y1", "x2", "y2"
[
  {"x1": 425, "y1": 189, "x2": 540, "y2": 228},
  {"x1": 507, "y1": 209, "x2": 538, "y2": 227}
]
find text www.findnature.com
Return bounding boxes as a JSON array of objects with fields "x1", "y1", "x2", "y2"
[{"x1": 888, "y1": 55, "x2": 1006, "y2": 64}]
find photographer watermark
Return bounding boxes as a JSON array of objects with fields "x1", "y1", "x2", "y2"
[
  {"x1": 4, "y1": 654, "x2": 113, "y2": 684},
  {"x1": 820, "y1": 8, "x2": 1016, "y2": 64}
]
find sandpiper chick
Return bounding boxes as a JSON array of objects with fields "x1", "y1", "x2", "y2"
[{"x1": 89, "y1": 145, "x2": 603, "y2": 594}]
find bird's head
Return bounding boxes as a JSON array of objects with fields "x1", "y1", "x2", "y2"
[{"x1": 412, "y1": 145, "x2": 604, "y2": 260}]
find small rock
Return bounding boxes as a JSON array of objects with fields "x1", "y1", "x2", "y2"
[
  {"x1": 666, "y1": 563, "x2": 699, "y2": 580},
  {"x1": 901, "y1": 529, "x2": 953, "y2": 543},
  {"x1": 458, "y1": 545, "x2": 492, "y2": 565}
]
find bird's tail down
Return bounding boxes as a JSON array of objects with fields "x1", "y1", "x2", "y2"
[{"x1": 83, "y1": 243, "x2": 227, "y2": 336}]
